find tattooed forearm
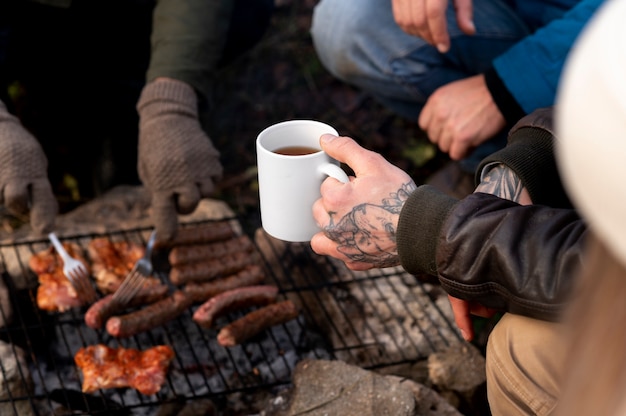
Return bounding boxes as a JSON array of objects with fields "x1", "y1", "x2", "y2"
[
  {"x1": 476, "y1": 164, "x2": 526, "y2": 203},
  {"x1": 324, "y1": 181, "x2": 416, "y2": 267}
]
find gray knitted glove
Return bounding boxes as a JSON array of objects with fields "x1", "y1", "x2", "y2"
[
  {"x1": 137, "y1": 79, "x2": 223, "y2": 241},
  {"x1": 0, "y1": 100, "x2": 57, "y2": 234}
]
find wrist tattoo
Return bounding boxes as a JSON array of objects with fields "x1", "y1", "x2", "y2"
[
  {"x1": 324, "y1": 181, "x2": 417, "y2": 267},
  {"x1": 476, "y1": 164, "x2": 525, "y2": 203}
]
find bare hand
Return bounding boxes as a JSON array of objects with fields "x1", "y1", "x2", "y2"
[
  {"x1": 311, "y1": 134, "x2": 417, "y2": 270},
  {"x1": 448, "y1": 295, "x2": 497, "y2": 341},
  {"x1": 419, "y1": 74, "x2": 506, "y2": 160},
  {"x1": 392, "y1": 0, "x2": 475, "y2": 53}
]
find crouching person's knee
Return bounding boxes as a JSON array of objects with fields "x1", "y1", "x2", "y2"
[
  {"x1": 311, "y1": 0, "x2": 370, "y2": 81},
  {"x1": 486, "y1": 313, "x2": 563, "y2": 416}
]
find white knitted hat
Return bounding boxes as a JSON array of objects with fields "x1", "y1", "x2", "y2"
[{"x1": 556, "y1": 0, "x2": 626, "y2": 266}]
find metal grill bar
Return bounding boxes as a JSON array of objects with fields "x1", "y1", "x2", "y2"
[{"x1": 0, "y1": 220, "x2": 459, "y2": 415}]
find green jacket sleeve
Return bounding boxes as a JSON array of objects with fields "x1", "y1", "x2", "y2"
[{"x1": 147, "y1": 0, "x2": 235, "y2": 101}]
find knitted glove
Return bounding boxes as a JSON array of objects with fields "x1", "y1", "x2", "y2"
[
  {"x1": 0, "y1": 100, "x2": 57, "y2": 234},
  {"x1": 137, "y1": 79, "x2": 223, "y2": 241}
]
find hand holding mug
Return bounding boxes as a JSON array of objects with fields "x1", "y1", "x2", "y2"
[{"x1": 311, "y1": 134, "x2": 417, "y2": 270}]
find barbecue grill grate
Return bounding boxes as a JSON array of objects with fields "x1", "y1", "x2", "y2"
[{"x1": 0, "y1": 219, "x2": 460, "y2": 415}]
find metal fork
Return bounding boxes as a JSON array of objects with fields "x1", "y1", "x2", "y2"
[
  {"x1": 109, "y1": 230, "x2": 157, "y2": 310},
  {"x1": 48, "y1": 232, "x2": 98, "y2": 304}
]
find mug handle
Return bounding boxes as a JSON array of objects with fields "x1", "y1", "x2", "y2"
[{"x1": 318, "y1": 163, "x2": 349, "y2": 183}]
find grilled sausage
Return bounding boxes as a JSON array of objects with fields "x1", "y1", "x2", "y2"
[
  {"x1": 217, "y1": 300, "x2": 299, "y2": 347},
  {"x1": 84, "y1": 284, "x2": 169, "y2": 329},
  {"x1": 183, "y1": 265, "x2": 266, "y2": 303},
  {"x1": 106, "y1": 291, "x2": 192, "y2": 338},
  {"x1": 169, "y1": 251, "x2": 259, "y2": 285},
  {"x1": 167, "y1": 222, "x2": 236, "y2": 246},
  {"x1": 168, "y1": 235, "x2": 254, "y2": 266},
  {"x1": 192, "y1": 285, "x2": 279, "y2": 328}
]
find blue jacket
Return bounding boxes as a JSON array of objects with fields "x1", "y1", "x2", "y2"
[{"x1": 491, "y1": 0, "x2": 604, "y2": 116}]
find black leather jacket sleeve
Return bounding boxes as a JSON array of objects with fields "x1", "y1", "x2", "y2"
[{"x1": 397, "y1": 188, "x2": 587, "y2": 321}]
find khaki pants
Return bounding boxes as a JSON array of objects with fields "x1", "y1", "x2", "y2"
[{"x1": 486, "y1": 313, "x2": 565, "y2": 416}]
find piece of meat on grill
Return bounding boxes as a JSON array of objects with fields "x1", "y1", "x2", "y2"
[
  {"x1": 183, "y1": 264, "x2": 266, "y2": 303},
  {"x1": 74, "y1": 344, "x2": 174, "y2": 395},
  {"x1": 106, "y1": 290, "x2": 193, "y2": 338},
  {"x1": 29, "y1": 243, "x2": 91, "y2": 312},
  {"x1": 168, "y1": 235, "x2": 254, "y2": 266},
  {"x1": 169, "y1": 251, "x2": 260, "y2": 285},
  {"x1": 87, "y1": 237, "x2": 162, "y2": 294},
  {"x1": 193, "y1": 285, "x2": 279, "y2": 329},
  {"x1": 217, "y1": 300, "x2": 299, "y2": 347},
  {"x1": 84, "y1": 283, "x2": 170, "y2": 329}
]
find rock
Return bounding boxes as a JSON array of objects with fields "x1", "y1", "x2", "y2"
[
  {"x1": 427, "y1": 342, "x2": 487, "y2": 411},
  {"x1": 428, "y1": 342, "x2": 486, "y2": 392},
  {"x1": 276, "y1": 359, "x2": 461, "y2": 416},
  {"x1": 0, "y1": 340, "x2": 34, "y2": 416}
]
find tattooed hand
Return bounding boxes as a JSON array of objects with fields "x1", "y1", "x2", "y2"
[{"x1": 311, "y1": 134, "x2": 417, "y2": 270}]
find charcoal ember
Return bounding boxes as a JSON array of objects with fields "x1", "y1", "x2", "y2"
[{"x1": 0, "y1": 340, "x2": 34, "y2": 416}]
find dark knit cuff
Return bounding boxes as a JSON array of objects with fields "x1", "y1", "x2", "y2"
[
  {"x1": 484, "y1": 67, "x2": 526, "y2": 127},
  {"x1": 397, "y1": 185, "x2": 459, "y2": 276},
  {"x1": 137, "y1": 79, "x2": 198, "y2": 120},
  {"x1": 476, "y1": 126, "x2": 573, "y2": 208}
]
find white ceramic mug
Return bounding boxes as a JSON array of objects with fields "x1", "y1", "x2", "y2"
[{"x1": 256, "y1": 120, "x2": 349, "y2": 242}]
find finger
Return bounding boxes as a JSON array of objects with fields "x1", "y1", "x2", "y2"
[
  {"x1": 427, "y1": 0, "x2": 451, "y2": 53},
  {"x1": 454, "y1": 0, "x2": 475, "y2": 35},
  {"x1": 436, "y1": 129, "x2": 453, "y2": 155},
  {"x1": 449, "y1": 140, "x2": 471, "y2": 161},
  {"x1": 310, "y1": 232, "x2": 336, "y2": 257},
  {"x1": 312, "y1": 198, "x2": 328, "y2": 227},
  {"x1": 29, "y1": 180, "x2": 58, "y2": 235},
  {"x1": 174, "y1": 186, "x2": 201, "y2": 214},
  {"x1": 319, "y1": 134, "x2": 386, "y2": 178},
  {"x1": 4, "y1": 181, "x2": 30, "y2": 215},
  {"x1": 448, "y1": 295, "x2": 474, "y2": 341},
  {"x1": 469, "y1": 304, "x2": 498, "y2": 319},
  {"x1": 398, "y1": 0, "x2": 425, "y2": 39},
  {"x1": 151, "y1": 193, "x2": 179, "y2": 242},
  {"x1": 197, "y1": 177, "x2": 217, "y2": 198},
  {"x1": 418, "y1": 101, "x2": 433, "y2": 136}
]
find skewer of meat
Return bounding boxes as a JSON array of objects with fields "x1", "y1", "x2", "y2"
[
  {"x1": 192, "y1": 285, "x2": 279, "y2": 328},
  {"x1": 217, "y1": 300, "x2": 299, "y2": 347},
  {"x1": 169, "y1": 251, "x2": 260, "y2": 285},
  {"x1": 183, "y1": 265, "x2": 266, "y2": 303},
  {"x1": 168, "y1": 235, "x2": 254, "y2": 266},
  {"x1": 84, "y1": 284, "x2": 169, "y2": 329},
  {"x1": 165, "y1": 222, "x2": 236, "y2": 247},
  {"x1": 106, "y1": 290, "x2": 192, "y2": 338}
]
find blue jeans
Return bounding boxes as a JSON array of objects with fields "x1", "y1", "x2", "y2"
[{"x1": 311, "y1": 0, "x2": 532, "y2": 171}]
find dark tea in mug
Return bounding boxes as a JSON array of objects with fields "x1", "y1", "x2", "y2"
[{"x1": 273, "y1": 146, "x2": 320, "y2": 156}]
